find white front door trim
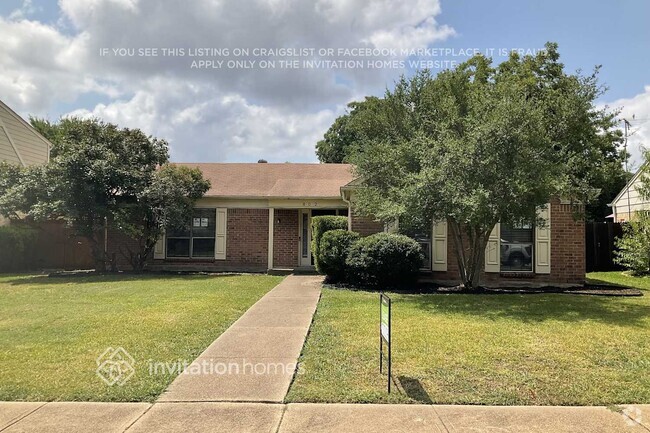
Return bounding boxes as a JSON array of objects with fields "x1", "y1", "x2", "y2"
[{"x1": 299, "y1": 209, "x2": 312, "y2": 266}]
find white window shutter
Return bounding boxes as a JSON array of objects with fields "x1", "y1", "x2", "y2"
[
  {"x1": 215, "y1": 208, "x2": 227, "y2": 260},
  {"x1": 431, "y1": 220, "x2": 447, "y2": 271},
  {"x1": 153, "y1": 233, "x2": 165, "y2": 259},
  {"x1": 535, "y1": 204, "x2": 551, "y2": 274},
  {"x1": 484, "y1": 223, "x2": 500, "y2": 273}
]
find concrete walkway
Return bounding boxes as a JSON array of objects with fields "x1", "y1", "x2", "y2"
[
  {"x1": 2, "y1": 402, "x2": 649, "y2": 432},
  {"x1": 158, "y1": 274, "x2": 322, "y2": 403}
]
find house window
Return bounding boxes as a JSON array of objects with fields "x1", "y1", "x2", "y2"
[
  {"x1": 500, "y1": 224, "x2": 533, "y2": 272},
  {"x1": 166, "y1": 209, "x2": 216, "y2": 258}
]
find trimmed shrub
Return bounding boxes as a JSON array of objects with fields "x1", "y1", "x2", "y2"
[
  {"x1": 0, "y1": 224, "x2": 38, "y2": 272},
  {"x1": 346, "y1": 232, "x2": 423, "y2": 288},
  {"x1": 311, "y1": 215, "x2": 348, "y2": 272},
  {"x1": 317, "y1": 229, "x2": 360, "y2": 282},
  {"x1": 615, "y1": 214, "x2": 650, "y2": 275}
]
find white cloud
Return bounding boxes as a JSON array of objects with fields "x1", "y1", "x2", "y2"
[
  {"x1": 1, "y1": 0, "x2": 455, "y2": 161},
  {"x1": 66, "y1": 78, "x2": 341, "y2": 162},
  {"x1": 605, "y1": 85, "x2": 650, "y2": 169}
]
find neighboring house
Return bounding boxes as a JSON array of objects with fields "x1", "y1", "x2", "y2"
[
  {"x1": 0, "y1": 99, "x2": 94, "y2": 270},
  {"x1": 114, "y1": 162, "x2": 585, "y2": 286},
  {"x1": 609, "y1": 165, "x2": 648, "y2": 222},
  {"x1": 0, "y1": 99, "x2": 50, "y2": 166},
  {"x1": 0, "y1": 98, "x2": 51, "y2": 227}
]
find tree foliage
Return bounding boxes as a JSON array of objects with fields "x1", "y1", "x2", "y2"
[
  {"x1": 614, "y1": 212, "x2": 650, "y2": 275},
  {"x1": 615, "y1": 151, "x2": 650, "y2": 274},
  {"x1": 316, "y1": 98, "x2": 395, "y2": 163},
  {"x1": 310, "y1": 215, "x2": 348, "y2": 272},
  {"x1": 345, "y1": 232, "x2": 423, "y2": 288},
  {"x1": 112, "y1": 164, "x2": 210, "y2": 271},
  {"x1": 316, "y1": 229, "x2": 360, "y2": 283},
  {"x1": 342, "y1": 42, "x2": 623, "y2": 289},
  {"x1": 0, "y1": 117, "x2": 210, "y2": 271}
]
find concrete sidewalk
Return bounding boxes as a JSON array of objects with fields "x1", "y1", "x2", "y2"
[
  {"x1": 2, "y1": 401, "x2": 648, "y2": 432},
  {"x1": 158, "y1": 274, "x2": 322, "y2": 403}
]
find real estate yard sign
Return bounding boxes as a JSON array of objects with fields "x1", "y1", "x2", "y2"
[{"x1": 379, "y1": 293, "x2": 391, "y2": 393}]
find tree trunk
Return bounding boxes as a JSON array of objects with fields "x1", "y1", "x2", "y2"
[
  {"x1": 449, "y1": 219, "x2": 493, "y2": 291},
  {"x1": 86, "y1": 235, "x2": 107, "y2": 272}
]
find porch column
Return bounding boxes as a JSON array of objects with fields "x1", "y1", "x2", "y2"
[{"x1": 268, "y1": 207, "x2": 274, "y2": 270}]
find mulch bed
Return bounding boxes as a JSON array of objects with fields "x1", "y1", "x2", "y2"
[
  {"x1": 430, "y1": 284, "x2": 642, "y2": 297},
  {"x1": 325, "y1": 282, "x2": 643, "y2": 296}
]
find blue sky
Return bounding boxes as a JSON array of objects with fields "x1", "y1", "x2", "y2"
[
  {"x1": 1, "y1": 0, "x2": 648, "y2": 164},
  {"x1": 440, "y1": 0, "x2": 650, "y2": 101}
]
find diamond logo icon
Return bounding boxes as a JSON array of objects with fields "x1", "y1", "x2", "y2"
[{"x1": 96, "y1": 347, "x2": 135, "y2": 386}]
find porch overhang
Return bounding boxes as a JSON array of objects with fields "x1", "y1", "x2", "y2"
[{"x1": 195, "y1": 196, "x2": 347, "y2": 209}]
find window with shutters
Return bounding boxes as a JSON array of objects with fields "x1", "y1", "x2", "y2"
[
  {"x1": 166, "y1": 208, "x2": 216, "y2": 258},
  {"x1": 500, "y1": 224, "x2": 533, "y2": 272}
]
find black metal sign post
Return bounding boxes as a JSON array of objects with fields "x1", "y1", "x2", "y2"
[{"x1": 379, "y1": 293, "x2": 391, "y2": 393}]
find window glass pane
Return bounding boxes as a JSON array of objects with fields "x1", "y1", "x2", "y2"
[
  {"x1": 500, "y1": 225, "x2": 533, "y2": 272},
  {"x1": 418, "y1": 240, "x2": 431, "y2": 270},
  {"x1": 166, "y1": 238, "x2": 190, "y2": 257},
  {"x1": 168, "y1": 224, "x2": 190, "y2": 237},
  {"x1": 192, "y1": 238, "x2": 215, "y2": 257},
  {"x1": 192, "y1": 209, "x2": 216, "y2": 238}
]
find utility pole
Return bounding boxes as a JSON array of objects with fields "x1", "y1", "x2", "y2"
[{"x1": 624, "y1": 118, "x2": 632, "y2": 221}]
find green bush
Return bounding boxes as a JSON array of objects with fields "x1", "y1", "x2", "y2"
[
  {"x1": 0, "y1": 224, "x2": 38, "y2": 272},
  {"x1": 615, "y1": 214, "x2": 650, "y2": 275},
  {"x1": 311, "y1": 215, "x2": 348, "y2": 272},
  {"x1": 346, "y1": 232, "x2": 423, "y2": 288},
  {"x1": 317, "y1": 229, "x2": 360, "y2": 283}
]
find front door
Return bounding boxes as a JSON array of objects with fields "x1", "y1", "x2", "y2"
[{"x1": 299, "y1": 209, "x2": 312, "y2": 266}]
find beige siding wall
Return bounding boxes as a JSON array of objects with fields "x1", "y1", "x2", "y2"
[
  {"x1": 0, "y1": 125, "x2": 21, "y2": 164},
  {"x1": 612, "y1": 173, "x2": 650, "y2": 222},
  {"x1": 0, "y1": 102, "x2": 49, "y2": 166}
]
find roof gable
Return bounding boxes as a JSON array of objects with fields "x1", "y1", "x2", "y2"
[
  {"x1": 610, "y1": 164, "x2": 647, "y2": 207},
  {"x1": 0, "y1": 99, "x2": 52, "y2": 166}
]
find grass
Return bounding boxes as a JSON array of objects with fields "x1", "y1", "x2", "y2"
[
  {"x1": 287, "y1": 271, "x2": 650, "y2": 405},
  {"x1": 0, "y1": 273, "x2": 283, "y2": 402}
]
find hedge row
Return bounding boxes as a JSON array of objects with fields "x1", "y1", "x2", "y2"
[
  {"x1": 0, "y1": 225, "x2": 38, "y2": 272},
  {"x1": 311, "y1": 216, "x2": 348, "y2": 273},
  {"x1": 345, "y1": 232, "x2": 423, "y2": 287},
  {"x1": 312, "y1": 217, "x2": 423, "y2": 288}
]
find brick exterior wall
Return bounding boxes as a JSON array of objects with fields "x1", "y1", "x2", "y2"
[
  {"x1": 428, "y1": 199, "x2": 585, "y2": 287},
  {"x1": 147, "y1": 208, "x2": 270, "y2": 273},
  {"x1": 222, "y1": 208, "x2": 269, "y2": 269},
  {"x1": 106, "y1": 225, "x2": 139, "y2": 270},
  {"x1": 350, "y1": 209, "x2": 384, "y2": 237},
  {"x1": 273, "y1": 209, "x2": 299, "y2": 268}
]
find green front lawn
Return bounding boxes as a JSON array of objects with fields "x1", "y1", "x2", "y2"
[
  {"x1": 0, "y1": 273, "x2": 283, "y2": 402},
  {"x1": 287, "y1": 272, "x2": 650, "y2": 405}
]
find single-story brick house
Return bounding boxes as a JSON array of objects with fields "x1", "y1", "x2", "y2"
[{"x1": 115, "y1": 162, "x2": 584, "y2": 286}]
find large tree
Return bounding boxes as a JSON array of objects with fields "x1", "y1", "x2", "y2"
[
  {"x1": 347, "y1": 43, "x2": 623, "y2": 290},
  {"x1": 0, "y1": 117, "x2": 209, "y2": 271},
  {"x1": 316, "y1": 97, "x2": 396, "y2": 163},
  {"x1": 112, "y1": 164, "x2": 210, "y2": 271}
]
